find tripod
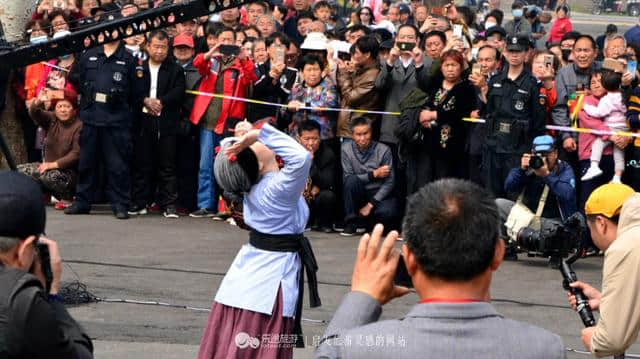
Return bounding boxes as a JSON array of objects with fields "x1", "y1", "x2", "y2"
[{"x1": 0, "y1": 128, "x2": 17, "y2": 170}]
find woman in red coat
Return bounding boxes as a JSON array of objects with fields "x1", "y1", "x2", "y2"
[{"x1": 547, "y1": 6, "x2": 572, "y2": 45}]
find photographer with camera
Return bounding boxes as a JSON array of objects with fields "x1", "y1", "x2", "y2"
[
  {"x1": 0, "y1": 171, "x2": 93, "y2": 358},
  {"x1": 496, "y1": 135, "x2": 577, "y2": 263},
  {"x1": 315, "y1": 179, "x2": 564, "y2": 358},
  {"x1": 567, "y1": 183, "x2": 640, "y2": 357}
]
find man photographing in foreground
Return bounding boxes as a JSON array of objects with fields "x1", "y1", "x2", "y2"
[
  {"x1": 315, "y1": 178, "x2": 564, "y2": 358},
  {"x1": 567, "y1": 183, "x2": 640, "y2": 357},
  {"x1": 0, "y1": 171, "x2": 93, "y2": 358}
]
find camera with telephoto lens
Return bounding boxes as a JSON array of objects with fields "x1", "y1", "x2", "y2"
[
  {"x1": 516, "y1": 212, "x2": 586, "y2": 259},
  {"x1": 529, "y1": 152, "x2": 545, "y2": 170}
]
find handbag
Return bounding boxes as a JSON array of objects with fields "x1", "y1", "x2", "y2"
[{"x1": 505, "y1": 185, "x2": 549, "y2": 241}]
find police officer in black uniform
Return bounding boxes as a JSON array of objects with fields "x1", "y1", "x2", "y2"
[
  {"x1": 65, "y1": 10, "x2": 141, "y2": 219},
  {"x1": 480, "y1": 33, "x2": 546, "y2": 199}
]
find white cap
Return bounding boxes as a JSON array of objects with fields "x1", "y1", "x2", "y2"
[
  {"x1": 330, "y1": 40, "x2": 352, "y2": 54},
  {"x1": 301, "y1": 32, "x2": 329, "y2": 51},
  {"x1": 372, "y1": 20, "x2": 396, "y2": 35}
]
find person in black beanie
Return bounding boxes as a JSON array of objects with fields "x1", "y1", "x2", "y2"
[{"x1": 0, "y1": 171, "x2": 93, "y2": 358}]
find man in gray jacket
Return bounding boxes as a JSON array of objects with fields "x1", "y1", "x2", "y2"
[
  {"x1": 315, "y1": 178, "x2": 565, "y2": 359},
  {"x1": 552, "y1": 35, "x2": 599, "y2": 160},
  {"x1": 340, "y1": 117, "x2": 398, "y2": 236},
  {"x1": 375, "y1": 24, "x2": 433, "y2": 148}
]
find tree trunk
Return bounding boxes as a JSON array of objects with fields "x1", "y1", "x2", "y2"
[
  {"x1": 0, "y1": 1, "x2": 37, "y2": 169},
  {"x1": 0, "y1": 0, "x2": 38, "y2": 42}
]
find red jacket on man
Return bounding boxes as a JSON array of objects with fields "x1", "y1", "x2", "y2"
[{"x1": 189, "y1": 53, "x2": 256, "y2": 135}]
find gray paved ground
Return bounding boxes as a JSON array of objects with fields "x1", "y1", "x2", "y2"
[
  {"x1": 35, "y1": 12, "x2": 640, "y2": 359},
  {"x1": 46, "y1": 205, "x2": 640, "y2": 359}
]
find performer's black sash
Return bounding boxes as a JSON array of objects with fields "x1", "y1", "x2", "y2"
[{"x1": 249, "y1": 230, "x2": 321, "y2": 348}]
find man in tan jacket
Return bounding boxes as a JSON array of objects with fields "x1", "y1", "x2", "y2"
[
  {"x1": 568, "y1": 183, "x2": 640, "y2": 357},
  {"x1": 336, "y1": 35, "x2": 382, "y2": 139}
]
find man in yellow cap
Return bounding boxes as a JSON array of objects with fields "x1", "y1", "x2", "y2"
[{"x1": 567, "y1": 183, "x2": 639, "y2": 357}]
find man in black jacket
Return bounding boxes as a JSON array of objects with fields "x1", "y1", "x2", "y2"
[
  {"x1": 299, "y1": 121, "x2": 338, "y2": 232},
  {"x1": 129, "y1": 30, "x2": 186, "y2": 218},
  {"x1": 0, "y1": 171, "x2": 93, "y2": 358}
]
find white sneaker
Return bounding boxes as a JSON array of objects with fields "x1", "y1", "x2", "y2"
[{"x1": 581, "y1": 165, "x2": 603, "y2": 181}]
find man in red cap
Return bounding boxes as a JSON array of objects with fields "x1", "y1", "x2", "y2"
[
  {"x1": 173, "y1": 32, "x2": 196, "y2": 67},
  {"x1": 173, "y1": 32, "x2": 202, "y2": 214}
]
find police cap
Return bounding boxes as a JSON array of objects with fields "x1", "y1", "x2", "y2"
[
  {"x1": 506, "y1": 33, "x2": 529, "y2": 52},
  {"x1": 485, "y1": 26, "x2": 506, "y2": 39}
]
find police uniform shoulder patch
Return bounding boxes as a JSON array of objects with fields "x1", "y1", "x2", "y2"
[{"x1": 539, "y1": 97, "x2": 546, "y2": 106}]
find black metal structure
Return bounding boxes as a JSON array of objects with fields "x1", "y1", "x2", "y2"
[{"x1": 0, "y1": 0, "x2": 254, "y2": 68}]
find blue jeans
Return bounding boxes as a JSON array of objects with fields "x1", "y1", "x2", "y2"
[{"x1": 197, "y1": 127, "x2": 221, "y2": 210}]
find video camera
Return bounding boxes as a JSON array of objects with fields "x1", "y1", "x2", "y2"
[{"x1": 515, "y1": 212, "x2": 586, "y2": 259}]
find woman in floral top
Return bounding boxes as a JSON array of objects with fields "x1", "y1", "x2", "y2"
[{"x1": 284, "y1": 55, "x2": 339, "y2": 140}]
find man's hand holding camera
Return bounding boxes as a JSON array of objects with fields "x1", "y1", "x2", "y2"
[
  {"x1": 567, "y1": 281, "x2": 601, "y2": 312},
  {"x1": 351, "y1": 224, "x2": 410, "y2": 305},
  {"x1": 31, "y1": 236, "x2": 63, "y2": 295},
  {"x1": 269, "y1": 62, "x2": 285, "y2": 84},
  {"x1": 337, "y1": 59, "x2": 356, "y2": 74},
  {"x1": 386, "y1": 46, "x2": 400, "y2": 66},
  {"x1": 521, "y1": 153, "x2": 550, "y2": 177},
  {"x1": 567, "y1": 281, "x2": 602, "y2": 352}
]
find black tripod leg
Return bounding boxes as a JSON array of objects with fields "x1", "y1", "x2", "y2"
[{"x1": 0, "y1": 129, "x2": 17, "y2": 171}]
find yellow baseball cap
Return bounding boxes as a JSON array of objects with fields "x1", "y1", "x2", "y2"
[{"x1": 585, "y1": 183, "x2": 636, "y2": 218}]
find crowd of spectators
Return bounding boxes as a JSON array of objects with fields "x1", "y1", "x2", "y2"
[{"x1": 10, "y1": 0, "x2": 640, "y2": 242}]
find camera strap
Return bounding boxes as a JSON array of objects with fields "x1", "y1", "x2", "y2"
[
  {"x1": 534, "y1": 185, "x2": 550, "y2": 218},
  {"x1": 515, "y1": 185, "x2": 549, "y2": 218}
]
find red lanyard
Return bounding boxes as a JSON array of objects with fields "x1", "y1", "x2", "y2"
[{"x1": 419, "y1": 298, "x2": 483, "y2": 304}]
